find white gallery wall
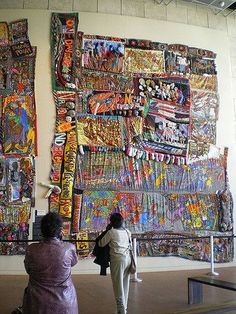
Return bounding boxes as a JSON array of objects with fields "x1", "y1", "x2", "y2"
[{"x1": 0, "y1": 7, "x2": 236, "y2": 274}]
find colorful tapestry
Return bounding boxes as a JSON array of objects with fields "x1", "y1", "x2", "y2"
[
  {"x1": 189, "y1": 74, "x2": 218, "y2": 92},
  {"x1": 82, "y1": 36, "x2": 125, "y2": 73},
  {"x1": 50, "y1": 133, "x2": 66, "y2": 185},
  {"x1": 0, "y1": 156, "x2": 35, "y2": 205},
  {"x1": 167, "y1": 193, "x2": 219, "y2": 230},
  {"x1": 76, "y1": 114, "x2": 125, "y2": 148},
  {"x1": 142, "y1": 99, "x2": 189, "y2": 156},
  {"x1": 80, "y1": 191, "x2": 143, "y2": 232},
  {"x1": 0, "y1": 22, "x2": 9, "y2": 47},
  {"x1": 0, "y1": 201, "x2": 31, "y2": 255},
  {"x1": 189, "y1": 90, "x2": 219, "y2": 145},
  {"x1": 165, "y1": 44, "x2": 190, "y2": 74},
  {"x1": 51, "y1": 13, "x2": 78, "y2": 89},
  {"x1": 76, "y1": 69, "x2": 133, "y2": 92},
  {"x1": 72, "y1": 193, "x2": 82, "y2": 233},
  {"x1": 187, "y1": 141, "x2": 210, "y2": 160},
  {"x1": 49, "y1": 13, "x2": 232, "y2": 263},
  {"x1": 125, "y1": 48, "x2": 164, "y2": 73},
  {"x1": 0, "y1": 18, "x2": 36, "y2": 255},
  {"x1": 2, "y1": 95, "x2": 37, "y2": 155},
  {"x1": 80, "y1": 191, "x2": 220, "y2": 234},
  {"x1": 191, "y1": 90, "x2": 219, "y2": 121},
  {"x1": 136, "y1": 232, "x2": 233, "y2": 262},
  {"x1": 190, "y1": 118, "x2": 216, "y2": 144},
  {"x1": 53, "y1": 90, "x2": 77, "y2": 132},
  {"x1": 134, "y1": 76, "x2": 191, "y2": 106},
  {"x1": 8, "y1": 19, "x2": 33, "y2": 58},
  {"x1": 59, "y1": 130, "x2": 77, "y2": 218},
  {"x1": 74, "y1": 151, "x2": 226, "y2": 193},
  {"x1": 0, "y1": 47, "x2": 12, "y2": 92},
  {"x1": 9, "y1": 49, "x2": 36, "y2": 95}
]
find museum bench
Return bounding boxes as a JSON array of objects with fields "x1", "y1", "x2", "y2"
[{"x1": 188, "y1": 276, "x2": 236, "y2": 304}]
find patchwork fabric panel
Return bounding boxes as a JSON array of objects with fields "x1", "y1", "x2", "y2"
[
  {"x1": 82, "y1": 36, "x2": 125, "y2": 73},
  {"x1": 74, "y1": 151, "x2": 226, "y2": 193},
  {"x1": 125, "y1": 48, "x2": 164, "y2": 73},
  {"x1": 2, "y1": 95, "x2": 37, "y2": 155},
  {"x1": 80, "y1": 191, "x2": 220, "y2": 234},
  {"x1": 49, "y1": 13, "x2": 233, "y2": 263},
  {"x1": 0, "y1": 19, "x2": 36, "y2": 255}
]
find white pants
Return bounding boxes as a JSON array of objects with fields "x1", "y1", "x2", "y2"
[{"x1": 110, "y1": 254, "x2": 131, "y2": 314}]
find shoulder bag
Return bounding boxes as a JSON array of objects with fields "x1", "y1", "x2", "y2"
[{"x1": 124, "y1": 229, "x2": 136, "y2": 274}]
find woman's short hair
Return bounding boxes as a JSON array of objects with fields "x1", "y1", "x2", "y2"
[
  {"x1": 41, "y1": 212, "x2": 63, "y2": 239},
  {"x1": 110, "y1": 213, "x2": 124, "y2": 229}
]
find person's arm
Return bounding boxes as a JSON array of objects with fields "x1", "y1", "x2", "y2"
[
  {"x1": 24, "y1": 247, "x2": 31, "y2": 274},
  {"x1": 98, "y1": 229, "x2": 111, "y2": 247},
  {"x1": 71, "y1": 245, "x2": 78, "y2": 267},
  {"x1": 128, "y1": 230, "x2": 133, "y2": 249}
]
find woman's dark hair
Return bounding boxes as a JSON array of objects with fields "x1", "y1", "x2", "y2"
[
  {"x1": 41, "y1": 212, "x2": 63, "y2": 239},
  {"x1": 110, "y1": 213, "x2": 124, "y2": 229}
]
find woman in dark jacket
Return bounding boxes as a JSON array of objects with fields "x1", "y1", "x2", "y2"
[{"x1": 22, "y1": 212, "x2": 78, "y2": 314}]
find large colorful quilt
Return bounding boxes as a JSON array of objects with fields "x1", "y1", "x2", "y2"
[
  {"x1": 0, "y1": 19, "x2": 36, "y2": 255},
  {"x1": 49, "y1": 13, "x2": 233, "y2": 263}
]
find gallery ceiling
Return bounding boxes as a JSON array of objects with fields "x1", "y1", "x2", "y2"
[
  {"x1": 180, "y1": 0, "x2": 236, "y2": 14},
  {"x1": 155, "y1": 0, "x2": 236, "y2": 16}
]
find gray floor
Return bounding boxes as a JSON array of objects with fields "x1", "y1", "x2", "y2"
[{"x1": 1, "y1": 267, "x2": 236, "y2": 314}]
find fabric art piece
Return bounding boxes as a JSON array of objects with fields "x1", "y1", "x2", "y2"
[
  {"x1": 190, "y1": 56, "x2": 217, "y2": 75},
  {"x1": 74, "y1": 151, "x2": 225, "y2": 193},
  {"x1": 125, "y1": 117, "x2": 143, "y2": 145},
  {"x1": 125, "y1": 38, "x2": 152, "y2": 49},
  {"x1": 50, "y1": 133, "x2": 66, "y2": 185},
  {"x1": 82, "y1": 36, "x2": 125, "y2": 74},
  {"x1": 189, "y1": 74, "x2": 218, "y2": 92},
  {"x1": 142, "y1": 99, "x2": 189, "y2": 156},
  {"x1": 76, "y1": 114, "x2": 124, "y2": 148},
  {"x1": 135, "y1": 76, "x2": 191, "y2": 106},
  {"x1": 0, "y1": 156, "x2": 35, "y2": 205},
  {"x1": 165, "y1": 51, "x2": 190, "y2": 74},
  {"x1": 191, "y1": 90, "x2": 219, "y2": 121},
  {"x1": 0, "y1": 18, "x2": 37, "y2": 255},
  {"x1": 125, "y1": 48, "x2": 164, "y2": 73},
  {"x1": 190, "y1": 118, "x2": 216, "y2": 144},
  {"x1": 76, "y1": 231, "x2": 97, "y2": 258},
  {"x1": 79, "y1": 190, "x2": 220, "y2": 234},
  {"x1": 53, "y1": 90, "x2": 77, "y2": 132},
  {"x1": 0, "y1": 47, "x2": 11, "y2": 91},
  {"x1": 0, "y1": 22, "x2": 9, "y2": 47},
  {"x1": 59, "y1": 130, "x2": 77, "y2": 218},
  {"x1": 49, "y1": 13, "x2": 232, "y2": 263},
  {"x1": 187, "y1": 141, "x2": 210, "y2": 160},
  {"x1": 136, "y1": 232, "x2": 233, "y2": 262},
  {"x1": 80, "y1": 190, "x2": 143, "y2": 232},
  {"x1": 9, "y1": 19, "x2": 33, "y2": 58},
  {"x1": 168, "y1": 193, "x2": 219, "y2": 231},
  {"x1": 72, "y1": 193, "x2": 82, "y2": 233},
  {"x1": 0, "y1": 201, "x2": 31, "y2": 255},
  {"x1": 76, "y1": 69, "x2": 133, "y2": 92},
  {"x1": 2, "y1": 95, "x2": 37, "y2": 155},
  {"x1": 51, "y1": 13, "x2": 78, "y2": 89},
  {"x1": 86, "y1": 91, "x2": 144, "y2": 115},
  {"x1": 9, "y1": 49, "x2": 36, "y2": 95}
]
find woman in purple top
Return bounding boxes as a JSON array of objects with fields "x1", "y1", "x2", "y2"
[{"x1": 22, "y1": 212, "x2": 78, "y2": 314}]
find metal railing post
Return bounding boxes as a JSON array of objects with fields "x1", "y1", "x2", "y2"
[
  {"x1": 130, "y1": 238, "x2": 142, "y2": 282},
  {"x1": 207, "y1": 235, "x2": 219, "y2": 276}
]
